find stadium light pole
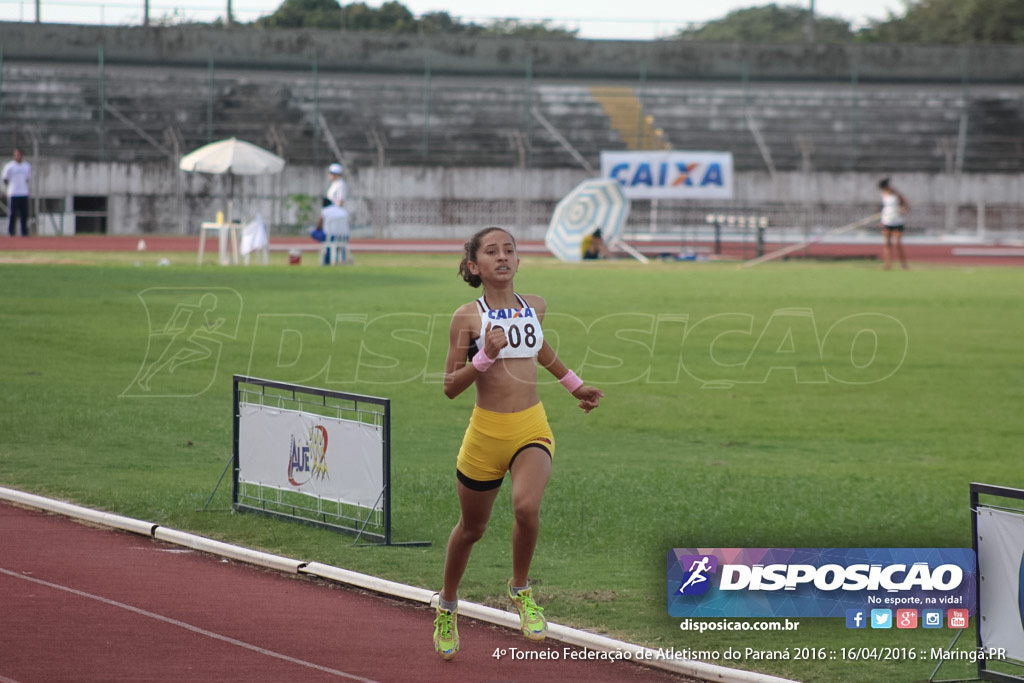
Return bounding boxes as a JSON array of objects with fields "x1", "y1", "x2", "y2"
[{"x1": 806, "y1": 0, "x2": 816, "y2": 42}]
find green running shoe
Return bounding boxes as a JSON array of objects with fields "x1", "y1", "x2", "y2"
[
  {"x1": 433, "y1": 605, "x2": 459, "y2": 661},
  {"x1": 507, "y1": 581, "x2": 547, "y2": 641}
]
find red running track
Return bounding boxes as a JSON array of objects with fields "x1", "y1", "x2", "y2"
[
  {"x1": 1, "y1": 234, "x2": 1023, "y2": 266},
  {"x1": 0, "y1": 502, "x2": 698, "y2": 683}
]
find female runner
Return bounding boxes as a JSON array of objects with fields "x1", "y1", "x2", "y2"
[
  {"x1": 433, "y1": 226, "x2": 604, "y2": 661},
  {"x1": 878, "y1": 177, "x2": 910, "y2": 270}
]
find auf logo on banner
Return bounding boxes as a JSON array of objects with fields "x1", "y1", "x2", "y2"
[
  {"x1": 122, "y1": 288, "x2": 243, "y2": 398},
  {"x1": 288, "y1": 426, "x2": 330, "y2": 486}
]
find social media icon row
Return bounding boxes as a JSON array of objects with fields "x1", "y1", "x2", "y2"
[{"x1": 846, "y1": 608, "x2": 969, "y2": 629}]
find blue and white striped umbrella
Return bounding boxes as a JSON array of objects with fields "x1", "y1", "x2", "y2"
[{"x1": 545, "y1": 178, "x2": 630, "y2": 262}]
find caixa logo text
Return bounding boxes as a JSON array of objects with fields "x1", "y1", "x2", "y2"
[{"x1": 717, "y1": 562, "x2": 964, "y2": 592}]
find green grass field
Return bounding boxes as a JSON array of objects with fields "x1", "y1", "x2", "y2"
[{"x1": 1, "y1": 251, "x2": 1021, "y2": 682}]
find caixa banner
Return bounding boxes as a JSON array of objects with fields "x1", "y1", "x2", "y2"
[
  {"x1": 600, "y1": 151, "x2": 734, "y2": 200},
  {"x1": 667, "y1": 548, "x2": 976, "y2": 618}
]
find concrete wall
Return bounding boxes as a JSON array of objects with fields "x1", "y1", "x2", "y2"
[
  {"x1": 7, "y1": 23, "x2": 1023, "y2": 238},
  {"x1": 26, "y1": 160, "x2": 1024, "y2": 239},
  {"x1": 3, "y1": 22, "x2": 1024, "y2": 84}
]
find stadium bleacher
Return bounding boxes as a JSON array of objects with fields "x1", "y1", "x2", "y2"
[
  {"x1": 2, "y1": 26, "x2": 1024, "y2": 239},
  {"x1": 3, "y1": 61, "x2": 1023, "y2": 174}
]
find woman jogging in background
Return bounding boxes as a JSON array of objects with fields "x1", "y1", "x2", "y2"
[
  {"x1": 879, "y1": 177, "x2": 910, "y2": 270},
  {"x1": 433, "y1": 226, "x2": 604, "y2": 661}
]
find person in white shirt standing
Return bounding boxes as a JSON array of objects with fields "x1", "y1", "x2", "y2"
[
  {"x1": 2, "y1": 148, "x2": 31, "y2": 236},
  {"x1": 878, "y1": 177, "x2": 909, "y2": 270},
  {"x1": 325, "y1": 162, "x2": 347, "y2": 209}
]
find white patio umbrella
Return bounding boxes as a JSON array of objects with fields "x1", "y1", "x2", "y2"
[
  {"x1": 179, "y1": 137, "x2": 285, "y2": 228},
  {"x1": 545, "y1": 178, "x2": 630, "y2": 262},
  {"x1": 180, "y1": 138, "x2": 285, "y2": 264},
  {"x1": 179, "y1": 137, "x2": 285, "y2": 175}
]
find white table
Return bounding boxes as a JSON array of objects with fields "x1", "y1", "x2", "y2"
[{"x1": 197, "y1": 221, "x2": 242, "y2": 265}]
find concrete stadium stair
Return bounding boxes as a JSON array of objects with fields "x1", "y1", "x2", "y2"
[{"x1": 2, "y1": 61, "x2": 1023, "y2": 174}]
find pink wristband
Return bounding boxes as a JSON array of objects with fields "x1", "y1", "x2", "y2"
[
  {"x1": 471, "y1": 348, "x2": 495, "y2": 373},
  {"x1": 559, "y1": 370, "x2": 583, "y2": 393}
]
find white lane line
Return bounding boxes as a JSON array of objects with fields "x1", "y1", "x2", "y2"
[{"x1": 0, "y1": 567, "x2": 379, "y2": 682}]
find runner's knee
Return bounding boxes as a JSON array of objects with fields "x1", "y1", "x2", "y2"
[
  {"x1": 512, "y1": 503, "x2": 541, "y2": 533},
  {"x1": 457, "y1": 517, "x2": 489, "y2": 544}
]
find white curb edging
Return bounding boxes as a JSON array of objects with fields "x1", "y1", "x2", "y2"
[
  {"x1": 300, "y1": 561, "x2": 435, "y2": 604},
  {"x1": 153, "y1": 526, "x2": 305, "y2": 574},
  {"x1": 0, "y1": 486, "x2": 798, "y2": 683},
  {"x1": 0, "y1": 486, "x2": 157, "y2": 537}
]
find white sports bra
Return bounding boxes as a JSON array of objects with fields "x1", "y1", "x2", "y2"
[
  {"x1": 474, "y1": 293, "x2": 544, "y2": 360},
  {"x1": 881, "y1": 193, "x2": 904, "y2": 227}
]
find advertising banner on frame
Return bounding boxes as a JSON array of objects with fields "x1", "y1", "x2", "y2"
[
  {"x1": 977, "y1": 506, "x2": 1024, "y2": 660},
  {"x1": 238, "y1": 403, "x2": 383, "y2": 510}
]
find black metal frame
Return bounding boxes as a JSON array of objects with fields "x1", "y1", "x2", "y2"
[
  {"x1": 970, "y1": 482, "x2": 1024, "y2": 683},
  {"x1": 232, "y1": 374, "x2": 393, "y2": 545}
]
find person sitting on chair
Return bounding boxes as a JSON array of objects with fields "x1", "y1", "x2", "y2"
[
  {"x1": 316, "y1": 202, "x2": 350, "y2": 265},
  {"x1": 581, "y1": 229, "x2": 608, "y2": 260}
]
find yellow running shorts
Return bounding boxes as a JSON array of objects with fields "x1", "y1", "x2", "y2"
[{"x1": 456, "y1": 402, "x2": 555, "y2": 490}]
